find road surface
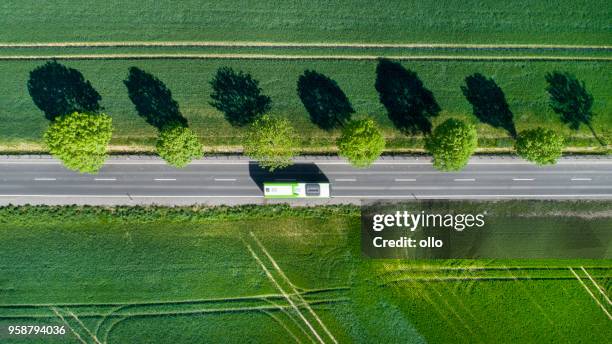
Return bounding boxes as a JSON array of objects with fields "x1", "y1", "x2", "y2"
[{"x1": 0, "y1": 156, "x2": 610, "y2": 205}]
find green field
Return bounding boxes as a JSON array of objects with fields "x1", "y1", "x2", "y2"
[
  {"x1": 0, "y1": 58, "x2": 610, "y2": 151},
  {"x1": 0, "y1": 0, "x2": 610, "y2": 153},
  {"x1": 0, "y1": 205, "x2": 610, "y2": 343},
  {"x1": 1, "y1": 1, "x2": 611, "y2": 44}
]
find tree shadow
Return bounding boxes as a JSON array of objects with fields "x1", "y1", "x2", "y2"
[
  {"x1": 297, "y1": 70, "x2": 354, "y2": 130},
  {"x1": 27, "y1": 61, "x2": 102, "y2": 121},
  {"x1": 209, "y1": 67, "x2": 272, "y2": 127},
  {"x1": 545, "y1": 71, "x2": 605, "y2": 146},
  {"x1": 461, "y1": 73, "x2": 516, "y2": 138},
  {"x1": 374, "y1": 59, "x2": 440, "y2": 135},
  {"x1": 124, "y1": 67, "x2": 187, "y2": 129}
]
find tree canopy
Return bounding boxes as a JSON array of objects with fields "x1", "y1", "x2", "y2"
[
  {"x1": 44, "y1": 112, "x2": 113, "y2": 173},
  {"x1": 337, "y1": 119, "x2": 385, "y2": 167},
  {"x1": 210, "y1": 67, "x2": 272, "y2": 127},
  {"x1": 243, "y1": 114, "x2": 296, "y2": 171},
  {"x1": 28, "y1": 61, "x2": 102, "y2": 121},
  {"x1": 156, "y1": 124, "x2": 203, "y2": 168},
  {"x1": 297, "y1": 70, "x2": 354, "y2": 130},
  {"x1": 515, "y1": 127, "x2": 564, "y2": 165},
  {"x1": 425, "y1": 118, "x2": 478, "y2": 171}
]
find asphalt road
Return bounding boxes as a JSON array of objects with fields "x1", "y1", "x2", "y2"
[{"x1": 0, "y1": 156, "x2": 611, "y2": 205}]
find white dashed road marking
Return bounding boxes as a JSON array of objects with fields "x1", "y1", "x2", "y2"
[
  {"x1": 454, "y1": 178, "x2": 475, "y2": 182},
  {"x1": 34, "y1": 178, "x2": 56, "y2": 181},
  {"x1": 94, "y1": 178, "x2": 116, "y2": 181},
  {"x1": 335, "y1": 178, "x2": 357, "y2": 182},
  {"x1": 214, "y1": 178, "x2": 237, "y2": 181},
  {"x1": 571, "y1": 178, "x2": 592, "y2": 181},
  {"x1": 395, "y1": 178, "x2": 417, "y2": 182},
  {"x1": 513, "y1": 178, "x2": 535, "y2": 181},
  {"x1": 154, "y1": 178, "x2": 176, "y2": 181}
]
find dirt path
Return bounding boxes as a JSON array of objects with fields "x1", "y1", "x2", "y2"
[
  {"x1": 0, "y1": 53, "x2": 610, "y2": 61},
  {"x1": 0, "y1": 41, "x2": 610, "y2": 50}
]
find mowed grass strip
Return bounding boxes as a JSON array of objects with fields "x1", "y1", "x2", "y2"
[
  {"x1": 1, "y1": 1, "x2": 610, "y2": 44},
  {"x1": 0, "y1": 58, "x2": 609, "y2": 150}
]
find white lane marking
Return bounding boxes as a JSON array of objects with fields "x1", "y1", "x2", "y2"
[
  {"x1": 512, "y1": 178, "x2": 535, "y2": 181},
  {"x1": 214, "y1": 178, "x2": 237, "y2": 181},
  {"x1": 395, "y1": 178, "x2": 416, "y2": 182},
  {"x1": 154, "y1": 178, "x2": 176, "y2": 181},
  {"x1": 94, "y1": 178, "x2": 116, "y2": 181},
  {"x1": 34, "y1": 178, "x2": 56, "y2": 181},
  {"x1": 569, "y1": 267, "x2": 612, "y2": 320},
  {"x1": 454, "y1": 178, "x2": 475, "y2": 182},
  {"x1": 571, "y1": 178, "x2": 592, "y2": 181},
  {"x1": 335, "y1": 178, "x2": 357, "y2": 182}
]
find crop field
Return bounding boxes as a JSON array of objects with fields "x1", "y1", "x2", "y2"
[
  {"x1": 1, "y1": 1, "x2": 611, "y2": 44},
  {"x1": 0, "y1": 0, "x2": 610, "y2": 153},
  {"x1": 0, "y1": 205, "x2": 610, "y2": 343}
]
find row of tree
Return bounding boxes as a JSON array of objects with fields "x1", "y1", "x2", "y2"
[{"x1": 29, "y1": 60, "x2": 597, "y2": 174}]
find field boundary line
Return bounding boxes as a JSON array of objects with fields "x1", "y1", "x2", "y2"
[
  {"x1": 250, "y1": 232, "x2": 339, "y2": 344},
  {"x1": 49, "y1": 307, "x2": 88, "y2": 344},
  {"x1": 0, "y1": 41, "x2": 610, "y2": 50},
  {"x1": 243, "y1": 240, "x2": 326, "y2": 344},
  {"x1": 580, "y1": 266, "x2": 612, "y2": 305},
  {"x1": 569, "y1": 267, "x2": 612, "y2": 320},
  {"x1": 0, "y1": 54, "x2": 610, "y2": 62}
]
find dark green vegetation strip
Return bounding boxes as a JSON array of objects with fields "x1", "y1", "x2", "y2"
[
  {"x1": 0, "y1": 203, "x2": 611, "y2": 343},
  {"x1": 0, "y1": 59, "x2": 610, "y2": 149},
  {"x1": 1, "y1": 1, "x2": 610, "y2": 44}
]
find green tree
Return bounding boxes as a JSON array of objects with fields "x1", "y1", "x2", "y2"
[
  {"x1": 425, "y1": 118, "x2": 477, "y2": 171},
  {"x1": 156, "y1": 124, "x2": 203, "y2": 168},
  {"x1": 243, "y1": 114, "x2": 297, "y2": 171},
  {"x1": 44, "y1": 112, "x2": 112, "y2": 173},
  {"x1": 337, "y1": 119, "x2": 385, "y2": 167},
  {"x1": 515, "y1": 127, "x2": 564, "y2": 165}
]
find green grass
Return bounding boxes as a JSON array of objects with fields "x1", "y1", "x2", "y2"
[
  {"x1": 0, "y1": 58, "x2": 610, "y2": 151},
  {"x1": 0, "y1": 204, "x2": 610, "y2": 343},
  {"x1": 1, "y1": 1, "x2": 611, "y2": 44}
]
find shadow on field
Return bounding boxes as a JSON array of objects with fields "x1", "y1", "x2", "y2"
[
  {"x1": 248, "y1": 162, "x2": 329, "y2": 191},
  {"x1": 27, "y1": 61, "x2": 102, "y2": 121},
  {"x1": 461, "y1": 73, "x2": 516, "y2": 137},
  {"x1": 297, "y1": 70, "x2": 354, "y2": 130},
  {"x1": 124, "y1": 67, "x2": 187, "y2": 129},
  {"x1": 545, "y1": 71, "x2": 605, "y2": 146},
  {"x1": 374, "y1": 59, "x2": 440, "y2": 135},
  {"x1": 209, "y1": 67, "x2": 272, "y2": 127}
]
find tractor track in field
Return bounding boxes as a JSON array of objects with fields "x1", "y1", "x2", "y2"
[
  {"x1": 0, "y1": 53, "x2": 610, "y2": 62},
  {"x1": 0, "y1": 41, "x2": 610, "y2": 50}
]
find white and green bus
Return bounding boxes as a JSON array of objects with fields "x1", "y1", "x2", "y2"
[{"x1": 263, "y1": 182, "x2": 331, "y2": 199}]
